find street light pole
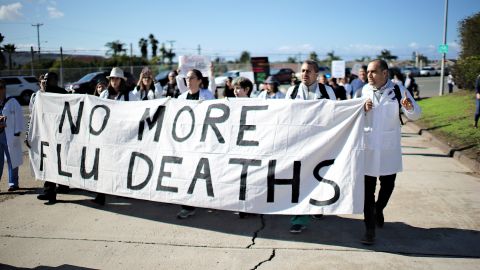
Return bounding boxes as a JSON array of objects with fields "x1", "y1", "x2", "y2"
[{"x1": 439, "y1": 0, "x2": 448, "y2": 96}]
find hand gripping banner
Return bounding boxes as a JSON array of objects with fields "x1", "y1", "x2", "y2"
[{"x1": 27, "y1": 93, "x2": 366, "y2": 214}]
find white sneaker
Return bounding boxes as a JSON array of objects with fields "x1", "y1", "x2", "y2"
[{"x1": 177, "y1": 209, "x2": 196, "y2": 219}]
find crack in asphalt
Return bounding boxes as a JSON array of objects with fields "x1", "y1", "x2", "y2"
[
  {"x1": 246, "y1": 214, "x2": 265, "y2": 249},
  {"x1": 250, "y1": 249, "x2": 275, "y2": 270},
  {"x1": 2, "y1": 234, "x2": 479, "y2": 259}
]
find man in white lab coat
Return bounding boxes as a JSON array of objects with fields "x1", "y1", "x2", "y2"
[
  {"x1": 359, "y1": 59, "x2": 422, "y2": 245},
  {"x1": 0, "y1": 79, "x2": 25, "y2": 191}
]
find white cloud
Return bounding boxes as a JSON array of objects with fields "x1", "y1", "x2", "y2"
[
  {"x1": 276, "y1": 44, "x2": 315, "y2": 52},
  {"x1": 408, "y1": 42, "x2": 419, "y2": 48},
  {"x1": 0, "y1": 2, "x2": 23, "y2": 21},
  {"x1": 47, "y1": 6, "x2": 64, "y2": 18}
]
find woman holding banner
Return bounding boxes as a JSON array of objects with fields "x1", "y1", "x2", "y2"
[
  {"x1": 94, "y1": 67, "x2": 138, "y2": 205},
  {"x1": 176, "y1": 69, "x2": 215, "y2": 218},
  {"x1": 99, "y1": 67, "x2": 138, "y2": 101},
  {"x1": 132, "y1": 67, "x2": 157, "y2": 100}
]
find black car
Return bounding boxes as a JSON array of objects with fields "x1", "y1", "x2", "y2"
[
  {"x1": 270, "y1": 68, "x2": 295, "y2": 84},
  {"x1": 155, "y1": 70, "x2": 171, "y2": 87},
  {"x1": 69, "y1": 71, "x2": 137, "y2": 94}
]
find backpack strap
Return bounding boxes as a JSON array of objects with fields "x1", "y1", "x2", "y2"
[
  {"x1": 393, "y1": 85, "x2": 404, "y2": 125},
  {"x1": 290, "y1": 84, "x2": 300, "y2": 99},
  {"x1": 318, "y1": 83, "x2": 329, "y2": 99}
]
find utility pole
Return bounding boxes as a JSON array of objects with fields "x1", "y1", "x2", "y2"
[
  {"x1": 60, "y1": 47, "x2": 64, "y2": 87},
  {"x1": 197, "y1": 44, "x2": 201, "y2": 55},
  {"x1": 130, "y1": 43, "x2": 133, "y2": 74},
  {"x1": 32, "y1": 23, "x2": 43, "y2": 61},
  {"x1": 439, "y1": 0, "x2": 448, "y2": 96}
]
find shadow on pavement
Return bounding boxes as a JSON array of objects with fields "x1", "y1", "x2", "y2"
[
  {"x1": 53, "y1": 190, "x2": 480, "y2": 259},
  {"x1": 0, "y1": 264, "x2": 97, "y2": 270}
]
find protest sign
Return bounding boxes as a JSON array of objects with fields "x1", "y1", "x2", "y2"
[
  {"x1": 332, "y1": 60, "x2": 346, "y2": 78},
  {"x1": 27, "y1": 93, "x2": 366, "y2": 214},
  {"x1": 178, "y1": 55, "x2": 211, "y2": 76}
]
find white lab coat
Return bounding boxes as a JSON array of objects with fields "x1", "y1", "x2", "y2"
[
  {"x1": 177, "y1": 89, "x2": 215, "y2": 100},
  {"x1": 360, "y1": 80, "x2": 421, "y2": 176},
  {"x1": 3, "y1": 98, "x2": 25, "y2": 168},
  {"x1": 285, "y1": 83, "x2": 336, "y2": 100},
  {"x1": 99, "y1": 90, "x2": 138, "y2": 101}
]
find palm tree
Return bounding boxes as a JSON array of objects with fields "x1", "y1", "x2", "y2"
[
  {"x1": 148, "y1": 34, "x2": 159, "y2": 58},
  {"x1": 3, "y1": 43, "x2": 16, "y2": 70},
  {"x1": 309, "y1": 51, "x2": 319, "y2": 62},
  {"x1": 105, "y1": 40, "x2": 126, "y2": 56},
  {"x1": 239, "y1": 51, "x2": 251, "y2": 63},
  {"x1": 138, "y1": 38, "x2": 148, "y2": 59},
  {"x1": 326, "y1": 50, "x2": 341, "y2": 62},
  {"x1": 377, "y1": 49, "x2": 397, "y2": 61},
  {"x1": 159, "y1": 43, "x2": 167, "y2": 64}
]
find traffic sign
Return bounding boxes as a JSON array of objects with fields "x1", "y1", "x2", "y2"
[{"x1": 438, "y1": 44, "x2": 449, "y2": 54}]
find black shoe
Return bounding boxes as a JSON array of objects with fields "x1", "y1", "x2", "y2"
[
  {"x1": 92, "y1": 194, "x2": 105, "y2": 206},
  {"x1": 289, "y1": 224, "x2": 306, "y2": 234},
  {"x1": 376, "y1": 211, "x2": 384, "y2": 228},
  {"x1": 44, "y1": 198, "x2": 57, "y2": 205},
  {"x1": 311, "y1": 214, "x2": 324, "y2": 220},
  {"x1": 37, "y1": 194, "x2": 51, "y2": 201},
  {"x1": 8, "y1": 186, "x2": 19, "y2": 192},
  {"x1": 361, "y1": 230, "x2": 376, "y2": 245}
]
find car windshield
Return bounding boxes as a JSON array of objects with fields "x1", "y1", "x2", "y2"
[
  {"x1": 77, "y1": 73, "x2": 98, "y2": 83},
  {"x1": 270, "y1": 69, "x2": 279, "y2": 74}
]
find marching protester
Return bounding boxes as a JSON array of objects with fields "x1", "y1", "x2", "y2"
[
  {"x1": 94, "y1": 79, "x2": 108, "y2": 97},
  {"x1": 176, "y1": 64, "x2": 217, "y2": 96},
  {"x1": 132, "y1": 67, "x2": 157, "y2": 100},
  {"x1": 328, "y1": 77, "x2": 347, "y2": 100},
  {"x1": 350, "y1": 66, "x2": 367, "y2": 97},
  {"x1": 256, "y1": 76, "x2": 285, "y2": 99},
  {"x1": 285, "y1": 60, "x2": 336, "y2": 234},
  {"x1": 233, "y1": 76, "x2": 254, "y2": 98},
  {"x1": 162, "y1": 70, "x2": 181, "y2": 98},
  {"x1": 99, "y1": 67, "x2": 138, "y2": 101},
  {"x1": 93, "y1": 67, "x2": 138, "y2": 205},
  {"x1": 448, "y1": 73, "x2": 455, "y2": 94},
  {"x1": 339, "y1": 76, "x2": 353, "y2": 99},
  {"x1": 0, "y1": 80, "x2": 25, "y2": 192},
  {"x1": 318, "y1": 74, "x2": 329, "y2": 86},
  {"x1": 360, "y1": 59, "x2": 421, "y2": 245},
  {"x1": 177, "y1": 69, "x2": 215, "y2": 219},
  {"x1": 223, "y1": 77, "x2": 235, "y2": 98},
  {"x1": 34, "y1": 72, "x2": 71, "y2": 204},
  {"x1": 405, "y1": 73, "x2": 419, "y2": 100}
]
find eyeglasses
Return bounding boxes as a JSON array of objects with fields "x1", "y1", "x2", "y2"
[{"x1": 186, "y1": 76, "x2": 197, "y2": 80}]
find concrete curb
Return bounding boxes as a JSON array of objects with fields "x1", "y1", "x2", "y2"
[{"x1": 404, "y1": 119, "x2": 480, "y2": 173}]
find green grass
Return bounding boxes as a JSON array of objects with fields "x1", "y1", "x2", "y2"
[{"x1": 416, "y1": 90, "x2": 480, "y2": 158}]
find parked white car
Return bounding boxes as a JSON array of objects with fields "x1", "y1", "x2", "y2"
[
  {"x1": 214, "y1": 70, "x2": 244, "y2": 87},
  {"x1": 420, "y1": 66, "x2": 438, "y2": 77},
  {"x1": 0, "y1": 75, "x2": 39, "y2": 105}
]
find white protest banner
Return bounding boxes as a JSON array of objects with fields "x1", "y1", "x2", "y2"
[
  {"x1": 178, "y1": 55, "x2": 211, "y2": 76},
  {"x1": 331, "y1": 60, "x2": 346, "y2": 78},
  {"x1": 27, "y1": 93, "x2": 366, "y2": 214}
]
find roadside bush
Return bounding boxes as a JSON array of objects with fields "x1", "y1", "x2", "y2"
[{"x1": 452, "y1": 56, "x2": 480, "y2": 90}]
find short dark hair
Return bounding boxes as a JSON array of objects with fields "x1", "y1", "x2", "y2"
[
  {"x1": 303, "y1": 59, "x2": 319, "y2": 73},
  {"x1": 372, "y1": 59, "x2": 389, "y2": 71},
  {"x1": 233, "y1": 77, "x2": 253, "y2": 96}
]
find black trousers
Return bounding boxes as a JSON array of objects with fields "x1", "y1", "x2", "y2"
[{"x1": 364, "y1": 174, "x2": 396, "y2": 230}]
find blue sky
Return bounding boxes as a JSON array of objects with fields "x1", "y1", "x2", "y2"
[{"x1": 0, "y1": 0, "x2": 479, "y2": 61}]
